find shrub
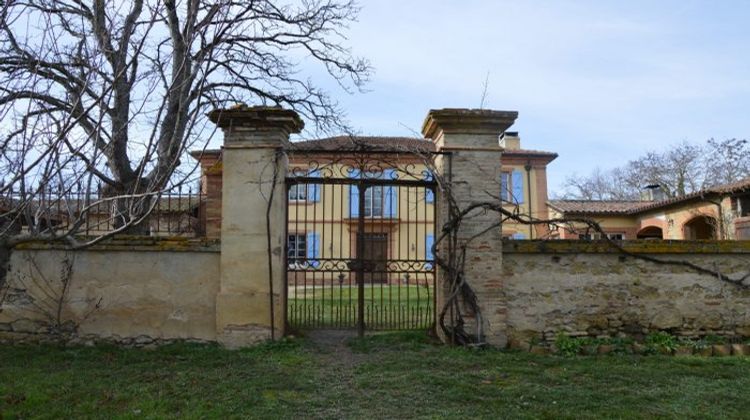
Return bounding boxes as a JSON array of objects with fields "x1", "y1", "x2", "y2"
[
  {"x1": 555, "y1": 333, "x2": 584, "y2": 357},
  {"x1": 644, "y1": 331, "x2": 678, "y2": 354}
]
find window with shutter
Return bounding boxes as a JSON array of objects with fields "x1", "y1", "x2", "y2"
[
  {"x1": 306, "y1": 232, "x2": 320, "y2": 267},
  {"x1": 349, "y1": 169, "x2": 360, "y2": 217},
  {"x1": 307, "y1": 169, "x2": 321, "y2": 202},
  {"x1": 500, "y1": 172, "x2": 510, "y2": 201},
  {"x1": 511, "y1": 169, "x2": 524, "y2": 204}
]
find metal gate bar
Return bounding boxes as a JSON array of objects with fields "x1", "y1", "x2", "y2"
[{"x1": 285, "y1": 157, "x2": 437, "y2": 334}]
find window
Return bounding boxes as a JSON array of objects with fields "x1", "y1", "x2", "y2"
[
  {"x1": 288, "y1": 184, "x2": 307, "y2": 201},
  {"x1": 287, "y1": 234, "x2": 306, "y2": 264},
  {"x1": 349, "y1": 170, "x2": 397, "y2": 218},
  {"x1": 364, "y1": 186, "x2": 384, "y2": 217},
  {"x1": 288, "y1": 170, "x2": 320, "y2": 202},
  {"x1": 500, "y1": 172, "x2": 511, "y2": 201},
  {"x1": 733, "y1": 195, "x2": 750, "y2": 217},
  {"x1": 500, "y1": 170, "x2": 525, "y2": 204}
]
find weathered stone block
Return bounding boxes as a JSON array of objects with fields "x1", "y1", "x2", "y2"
[
  {"x1": 712, "y1": 344, "x2": 732, "y2": 356},
  {"x1": 731, "y1": 344, "x2": 750, "y2": 356},
  {"x1": 650, "y1": 309, "x2": 682, "y2": 329},
  {"x1": 11, "y1": 319, "x2": 38, "y2": 333}
]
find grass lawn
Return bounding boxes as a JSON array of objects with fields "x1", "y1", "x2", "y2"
[
  {"x1": 3, "y1": 331, "x2": 750, "y2": 419},
  {"x1": 288, "y1": 285, "x2": 434, "y2": 330}
]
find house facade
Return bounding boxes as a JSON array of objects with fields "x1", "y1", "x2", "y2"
[
  {"x1": 190, "y1": 131, "x2": 558, "y2": 272},
  {"x1": 549, "y1": 178, "x2": 750, "y2": 240}
]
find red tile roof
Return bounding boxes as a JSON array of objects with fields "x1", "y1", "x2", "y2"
[
  {"x1": 711, "y1": 177, "x2": 750, "y2": 194},
  {"x1": 550, "y1": 177, "x2": 750, "y2": 216},
  {"x1": 290, "y1": 136, "x2": 435, "y2": 152},
  {"x1": 290, "y1": 135, "x2": 558, "y2": 158},
  {"x1": 548, "y1": 200, "x2": 651, "y2": 215},
  {"x1": 192, "y1": 136, "x2": 558, "y2": 158}
]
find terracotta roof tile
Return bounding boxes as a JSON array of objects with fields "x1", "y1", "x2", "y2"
[
  {"x1": 192, "y1": 136, "x2": 558, "y2": 158},
  {"x1": 548, "y1": 200, "x2": 651, "y2": 215},
  {"x1": 550, "y1": 177, "x2": 750, "y2": 216},
  {"x1": 290, "y1": 136, "x2": 435, "y2": 152},
  {"x1": 288, "y1": 135, "x2": 558, "y2": 157},
  {"x1": 712, "y1": 177, "x2": 750, "y2": 194}
]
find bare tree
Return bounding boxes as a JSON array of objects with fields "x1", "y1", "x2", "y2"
[
  {"x1": 563, "y1": 139, "x2": 748, "y2": 200},
  {"x1": 0, "y1": 0, "x2": 371, "y2": 248},
  {"x1": 562, "y1": 167, "x2": 633, "y2": 200},
  {"x1": 704, "y1": 138, "x2": 750, "y2": 186}
]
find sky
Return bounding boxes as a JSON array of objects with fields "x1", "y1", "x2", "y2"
[{"x1": 312, "y1": 0, "x2": 750, "y2": 194}]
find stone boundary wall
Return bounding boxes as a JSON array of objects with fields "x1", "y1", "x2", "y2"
[
  {"x1": 1, "y1": 238, "x2": 220, "y2": 346},
  {"x1": 502, "y1": 240, "x2": 750, "y2": 348}
]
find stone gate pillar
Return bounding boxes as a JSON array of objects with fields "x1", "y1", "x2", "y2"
[
  {"x1": 208, "y1": 106, "x2": 303, "y2": 348},
  {"x1": 422, "y1": 108, "x2": 518, "y2": 347}
]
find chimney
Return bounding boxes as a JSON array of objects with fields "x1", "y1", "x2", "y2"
[
  {"x1": 500, "y1": 131, "x2": 521, "y2": 150},
  {"x1": 642, "y1": 184, "x2": 665, "y2": 201}
]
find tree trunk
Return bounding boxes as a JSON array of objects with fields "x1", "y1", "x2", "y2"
[{"x1": 102, "y1": 181, "x2": 154, "y2": 236}]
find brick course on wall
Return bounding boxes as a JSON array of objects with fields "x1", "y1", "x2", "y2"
[{"x1": 501, "y1": 240, "x2": 750, "y2": 347}]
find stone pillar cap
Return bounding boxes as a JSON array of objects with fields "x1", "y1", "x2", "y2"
[
  {"x1": 421, "y1": 108, "x2": 518, "y2": 140},
  {"x1": 208, "y1": 105, "x2": 304, "y2": 133}
]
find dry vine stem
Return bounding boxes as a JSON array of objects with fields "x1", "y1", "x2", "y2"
[
  {"x1": 407, "y1": 150, "x2": 749, "y2": 346},
  {"x1": 278, "y1": 134, "x2": 749, "y2": 346},
  {"x1": 432, "y1": 198, "x2": 750, "y2": 346}
]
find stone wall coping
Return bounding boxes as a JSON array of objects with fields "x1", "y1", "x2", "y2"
[
  {"x1": 13, "y1": 236, "x2": 221, "y2": 253},
  {"x1": 503, "y1": 239, "x2": 750, "y2": 254},
  {"x1": 207, "y1": 105, "x2": 304, "y2": 133},
  {"x1": 421, "y1": 108, "x2": 519, "y2": 139}
]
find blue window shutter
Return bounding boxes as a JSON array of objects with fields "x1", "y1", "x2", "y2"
[
  {"x1": 511, "y1": 169, "x2": 524, "y2": 204},
  {"x1": 425, "y1": 233, "x2": 435, "y2": 269},
  {"x1": 306, "y1": 232, "x2": 320, "y2": 267},
  {"x1": 423, "y1": 170, "x2": 435, "y2": 204},
  {"x1": 308, "y1": 169, "x2": 321, "y2": 202},
  {"x1": 425, "y1": 188, "x2": 434, "y2": 204},
  {"x1": 500, "y1": 172, "x2": 509, "y2": 201},
  {"x1": 383, "y1": 169, "x2": 397, "y2": 217},
  {"x1": 426, "y1": 234, "x2": 435, "y2": 260},
  {"x1": 349, "y1": 169, "x2": 360, "y2": 217},
  {"x1": 512, "y1": 232, "x2": 526, "y2": 240}
]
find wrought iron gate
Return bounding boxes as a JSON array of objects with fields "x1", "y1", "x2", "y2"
[{"x1": 284, "y1": 151, "x2": 437, "y2": 335}]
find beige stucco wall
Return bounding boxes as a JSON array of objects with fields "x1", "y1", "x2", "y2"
[
  {"x1": 555, "y1": 196, "x2": 741, "y2": 240},
  {"x1": 550, "y1": 208, "x2": 641, "y2": 240},
  {"x1": 501, "y1": 240, "x2": 750, "y2": 347},
  {"x1": 1, "y1": 240, "x2": 220, "y2": 344},
  {"x1": 637, "y1": 198, "x2": 733, "y2": 240},
  {"x1": 501, "y1": 163, "x2": 551, "y2": 239}
]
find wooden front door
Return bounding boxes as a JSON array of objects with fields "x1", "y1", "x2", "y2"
[{"x1": 362, "y1": 233, "x2": 388, "y2": 284}]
